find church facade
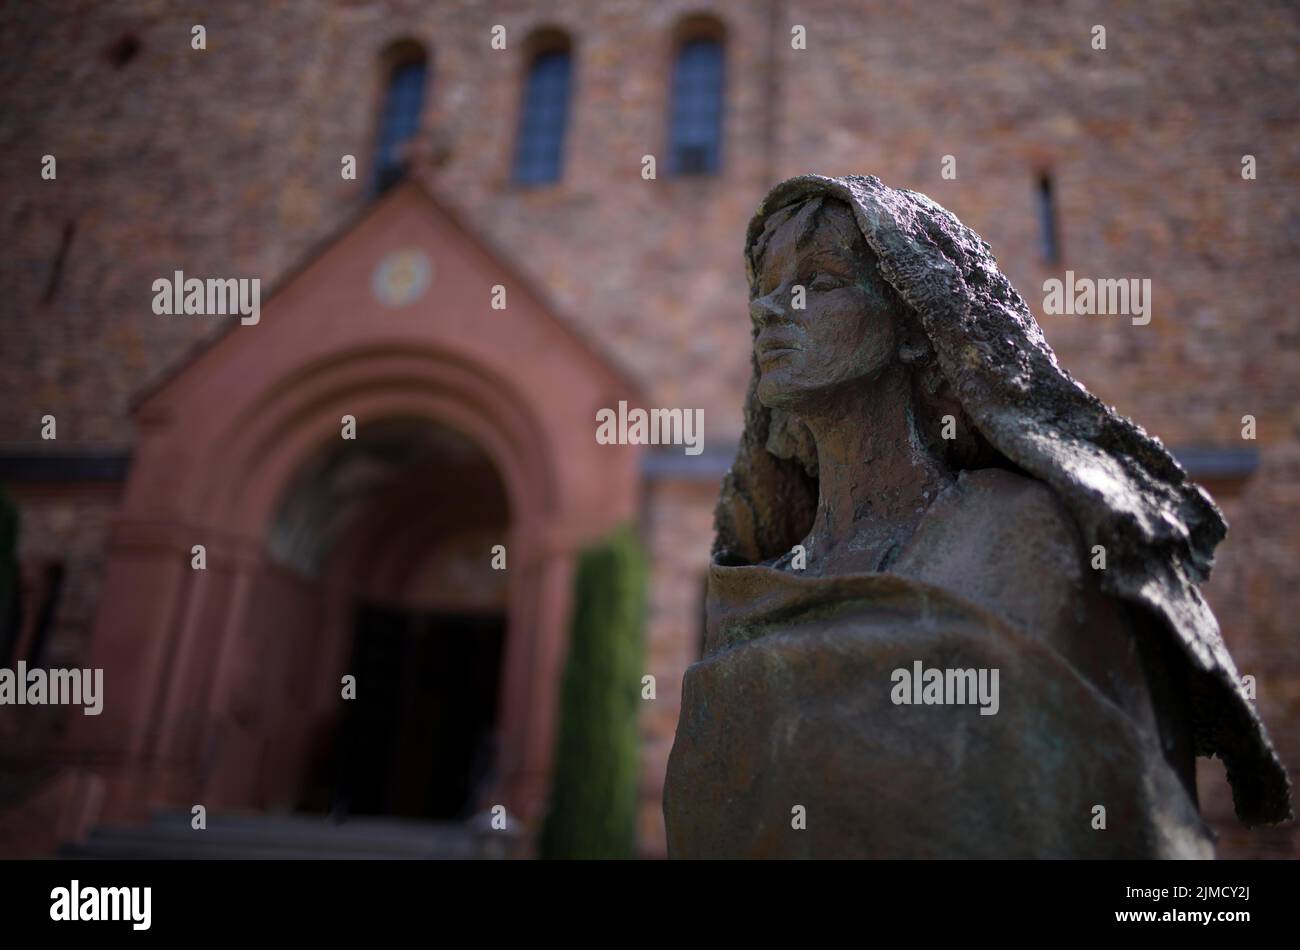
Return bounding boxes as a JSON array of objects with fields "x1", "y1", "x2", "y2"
[{"x1": 1, "y1": 0, "x2": 1296, "y2": 857}]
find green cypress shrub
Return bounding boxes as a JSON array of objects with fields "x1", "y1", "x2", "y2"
[{"x1": 539, "y1": 524, "x2": 646, "y2": 859}]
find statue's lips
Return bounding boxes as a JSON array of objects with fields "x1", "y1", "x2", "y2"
[{"x1": 755, "y1": 335, "x2": 803, "y2": 361}]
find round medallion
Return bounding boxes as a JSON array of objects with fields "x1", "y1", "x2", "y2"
[{"x1": 372, "y1": 248, "x2": 433, "y2": 307}]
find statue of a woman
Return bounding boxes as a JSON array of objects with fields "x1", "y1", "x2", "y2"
[{"x1": 664, "y1": 174, "x2": 1291, "y2": 858}]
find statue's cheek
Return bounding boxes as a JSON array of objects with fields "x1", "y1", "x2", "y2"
[{"x1": 806, "y1": 307, "x2": 893, "y2": 377}]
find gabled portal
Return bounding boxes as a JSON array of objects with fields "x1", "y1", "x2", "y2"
[{"x1": 66, "y1": 181, "x2": 641, "y2": 835}]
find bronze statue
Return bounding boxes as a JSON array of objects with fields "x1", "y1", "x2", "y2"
[{"x1": 664, "y1": 174, "x2": 1291, "y2": 858}]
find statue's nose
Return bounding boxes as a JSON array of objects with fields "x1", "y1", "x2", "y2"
[{"x1": 749, "y1": 292, "x2": 785, "y2": 328}]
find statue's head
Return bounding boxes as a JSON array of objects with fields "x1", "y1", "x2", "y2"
[
  {"x1": 745, "y1": 192, "x2": 985, "y2": 469},
  {"x1": 748, "y1": 197, "x2": 903, "y2": 411}
]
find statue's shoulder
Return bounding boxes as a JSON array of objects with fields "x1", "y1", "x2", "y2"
[
  {"x1": 894, "y1": 467, "x2": 1090, "y2": 633},
  {"x1": 899, "y1": 466, "x2": 1168, "y2": 725},
  {"x1": 917, "y1": 466, "x2": 1083, "y2": 565}
]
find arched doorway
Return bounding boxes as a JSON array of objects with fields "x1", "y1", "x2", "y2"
[{"x1": 267, "y1": 418, "x2": 511, "y2": 821}]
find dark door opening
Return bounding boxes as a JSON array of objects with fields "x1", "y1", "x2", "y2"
[{"x1": 308, "y1": 604, "x2": 504, "y2": 821}]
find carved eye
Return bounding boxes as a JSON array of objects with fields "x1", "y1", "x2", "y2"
[{"x1": 809, "y1": 273, "x2": 841, "y2": 291}]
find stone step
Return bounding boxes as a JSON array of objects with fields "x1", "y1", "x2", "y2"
[
  {"x1": 140, "y1": 812, "x2": 483, "y2": 852},
  {"x1": 60, "y1": 838, "x2": 429, "y2": 861},
  {"x1": 60, "y1": 810, "x2": 519, "y2": 860}
]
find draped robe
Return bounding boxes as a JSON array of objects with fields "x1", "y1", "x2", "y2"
[{"x1": 664, "y1": 468, "x2": 1214, "y2": 858}]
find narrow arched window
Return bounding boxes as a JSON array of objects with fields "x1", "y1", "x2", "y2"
[
  {"x1": 513, "y1": 37, "x2": 573, "y2": 186},
  {"x1": 373, "y1": 44, "x2": 429, "y2": 194},
  {"x1": 668, "y1": 32, "x2": 724, "y2": 176},
  {"x1": 1037, "y1": 172, "x2": 1060, "y2": 264}
]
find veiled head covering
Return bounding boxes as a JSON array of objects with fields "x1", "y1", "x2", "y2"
[{"x1": 716, "y1": 174, "x2": 1290, "y2": 825}]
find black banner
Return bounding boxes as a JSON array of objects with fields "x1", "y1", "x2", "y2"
[{"x1": 0, "y1": 858, "x2": 1291, "y2": 938}]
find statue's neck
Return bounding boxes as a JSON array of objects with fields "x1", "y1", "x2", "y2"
[{"x1": 799, "y1": 367, "x2": 951, "y2": 570}]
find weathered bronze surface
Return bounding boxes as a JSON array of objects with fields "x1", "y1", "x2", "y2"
[{"x1": 664, "y1": 174, "x2": 1291, "y2": 858}]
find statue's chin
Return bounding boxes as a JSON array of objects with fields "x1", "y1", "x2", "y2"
[
  {"x1": 757, "y1": 376, "x2": 831, "y2": 414},
  {"x1": 759, "y1": 362, "x2": 898, "y2": 413},
  {"x1": 756, "y1": 373, "x2": 812, "y2": 412}
]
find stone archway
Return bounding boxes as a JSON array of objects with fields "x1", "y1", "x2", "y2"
[
  {"x1": 249, "y1": 417, "x2": 514, "y2": 822},
  {"x1": 62, "y1": 181, "x2": 641, "y2": 837}
]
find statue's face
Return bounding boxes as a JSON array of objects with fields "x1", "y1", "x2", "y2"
[{"x1": 750, "y1": 199, "x2": 900, "y2": 411}]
